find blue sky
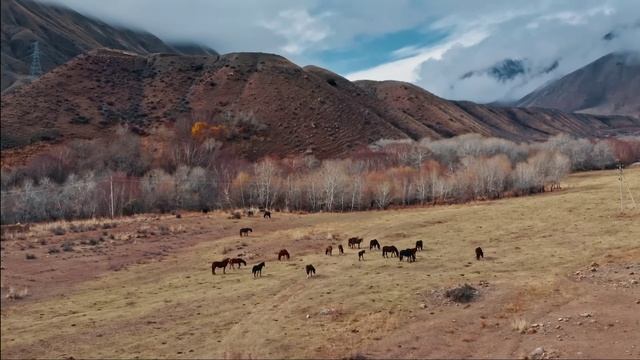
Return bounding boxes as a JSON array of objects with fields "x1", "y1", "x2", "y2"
[{"x1": 45, "y1": 0, "x2": 640, "y2": 102}]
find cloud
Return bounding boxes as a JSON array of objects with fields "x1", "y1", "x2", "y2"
[{"x1": 261, "y1": 9, "x2": 333, "y2": 55}]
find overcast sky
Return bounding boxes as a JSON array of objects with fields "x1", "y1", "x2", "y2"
[{"x1": 44, "y1": 0, "x2": 640, "y2": 102}]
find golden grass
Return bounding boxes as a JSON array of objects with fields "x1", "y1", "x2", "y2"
[{"x1": 1, "y1": 168, "x2": 639, "y2": 358}]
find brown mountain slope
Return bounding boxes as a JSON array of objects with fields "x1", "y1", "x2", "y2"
[
  {"x1": 1, "y1": 0, "x2": 216, "y2": 92},
  {"x1": 2, "y1": 49, "x2": 639, "y2": 163},
  {"x1": 515, "y1": 52, "x2": 640, "y2": 118}
]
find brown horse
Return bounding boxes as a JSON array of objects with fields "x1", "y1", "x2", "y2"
[
  {"x1": 382, "y1": 245, "x2": 399, "y2": 258},
  {"x1": 325, "y1": 245, "x2": 333, "y2": 256},
  {"x1": 212, "y1": 258, "x2": 231, "y2": 274},
  {"x1": 416, "y1": 240, "x2": 423, "y2": 251},
  {"x1": 278, "y1": 249, "x2": 290, "y2": 261},
  {"x1": 369, "y1": 239, "x2": 380, "y2": 250},
  {"x1": 252, "y1": 262, "x2": 265, "y2": 277},
  {"x1": 399, "y1": 248, "x2": 416, "y2": 262},
  {"x1": 229, "y1": 258, "x2": 247, "y2": 269},
  {"x1": 264, "y1": 211, "x2": 271, "y2": 219},
  {"x1": 358, "y1": 250, "x2": 365, "y2": 261},
  {"x1": 338, "y1": 244, "x2": 344, "y2": 255},
  {"x1": 475, "y1": 247, "x2": 484, "y2": 260},
  {"x1": 239, "y1": 228, "x2": 252, "y2": 237},
  {"x1": 306, "y1": 264, "x2": 316, "y2": 278},
  {"x1": 348, "y1": 237, "x2": 363, "y2": 248}
]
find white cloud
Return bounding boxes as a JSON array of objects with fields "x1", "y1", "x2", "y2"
[{"x1": 261, "y1": 9, "x2": 333, "y2": 55}]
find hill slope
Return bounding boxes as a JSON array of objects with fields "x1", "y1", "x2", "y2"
[
  {"x1": 1, "y1": 0, "x2": 216, "y2": 91},
  {"x1": 515, "y1": 52, "x2": 640, "y2": 118},
  {"x1": 2, "y1": 49, "x2": 639, "y2": 162}
]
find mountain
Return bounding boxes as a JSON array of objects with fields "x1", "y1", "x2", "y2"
[
  {"x1": 2, "y1": 49, "x2": 638, "y2": 163},
  {"x1": 1, "y1": 0, "x2": 216, "y2": 92},
  {"x1": 515, "y1": 52, "x2": 640, "y2": 118}
]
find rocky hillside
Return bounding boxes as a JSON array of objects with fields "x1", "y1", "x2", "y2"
[
  {"x1": 2, "y1": 49, "x2": 638, "y2": 163},
  {"x1": 515, "y1": 52, "x2": 640, "y2": 118},
  {"x1": 1, "y1": 0, "x2": 216, "y2": 91}
]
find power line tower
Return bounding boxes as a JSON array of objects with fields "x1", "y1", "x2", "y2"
[
  {"x1": 617, "y1": 163, "x2": 637, "y2": 213},
  {"x1": 29, "y1": 41, "x2": 43, "y2": 77}
]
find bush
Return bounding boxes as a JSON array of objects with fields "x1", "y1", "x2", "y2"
[
  {"x1": 229, "y1": 210, "x2": 242, "y2": 219},
  {"x1": 47, "y1": 247, "x2": 60, "y2": 254},
  {"x1": 61, "y1": 241, "x2": 74, "y2": 252},
  {"x1": 70, "y1": 116, "x2": 91, "y2": 125},
  {"x1": 123, "y1": 199, "x2": 144, "y2": 216},
  {"x1": 445, "y1": 284, "x2": 478, "y2": 303},
  {"x1": 51, "y1": 226, "x2": 66, "y2": 236},
  {"x1": 25, "y1": 253, "x2": 37, "y2": 260}
]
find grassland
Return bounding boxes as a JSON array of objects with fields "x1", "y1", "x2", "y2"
[{"x1": 1, "y1": 168, "x2": 639, "y2": 359}]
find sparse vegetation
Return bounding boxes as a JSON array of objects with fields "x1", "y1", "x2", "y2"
[
  {"x1": 444, "y1": 284, "x2": 478, "y2": 303},
  {"x1": 25, "y1": 253, "x2": 37, "y2": 260},
  {"x1": 61, "y1": 241, "x2": 74, "y2": 252}
]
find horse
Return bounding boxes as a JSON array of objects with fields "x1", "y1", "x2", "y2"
[
  {"x1": 338, "y1": 244, "x2": 344, "y2": 255},
  {"x1": 212, "y1": 258, "x2": 231, "y2": 274},
  {"x1": 399, "y1": 249, "x2": 416, "y2": 263},
  {"x1": 247, "y1": 210, "x2": 254, "y2": 217},
  {"x1": 369, "y1": 239, "x2": 381, "y2": 250},
  {"x1": 325, "y1": 245, "x2": 333, "y2": 256},
  {"x1": 358, "y1": 250, "x2": 365, "y2": 261},
  {"x1": 416, "y1": 240, "x2": 423, "y2": 251},
  {"x1": 348, "y1": 237, "x2": 363, "y2": 249},
  {"x1": 239, "y1": 228, "x2": 252, "y2": 237},
  {"x1": 201, "y1": 207, "x2": 210, "y2": 214},
  {"x1": 475, "y1": 247, "x2": 484, "y2": 260},
  {"x1": 252, "y1": 262, "x2": 265, "y2": 277},
  {"x1": 264, "y1": 211, "x2": 271, "y2": 219},
  {"x1": 229, "y1": 258, "x2": 247, "y2": 269},
  {"x1": 382, "y1": 245, "x2": 399, "y2": 258},
  {"x1": 278, "y1": 249, "x2": 290, "y2": 261},
  {"x1": 306, "y1": 264, "x2": 316, "y2": 278}
]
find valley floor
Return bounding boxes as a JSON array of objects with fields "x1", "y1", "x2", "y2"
[{"x1": 1, "y1": 169, "x2": 639, "y2": 359}]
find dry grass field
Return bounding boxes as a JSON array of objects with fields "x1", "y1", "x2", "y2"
[{"x1": 1, "y1": 168, "x2": 639, "y2": 359}]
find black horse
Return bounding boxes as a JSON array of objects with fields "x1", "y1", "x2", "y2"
[
  {"x1": 348, "y1": 237, "x2": 363, "y2": 248},
  {"x1": 264, "y1": 211, "x2": 271, "y2": 219},
  {"x1": 369, "y1": 239, "x2": 381, "y2": 250},
  {"x1": 358, "y1": 250, "x2": 365, "y2": 261},
  {"x1": 239, "y1": 228, "x2": 252, "y2": 237},
  {"x1": 338, "y1": 244, "x2": 344, "y2": 255},
  {"x1": 416, "y1": 240, "x2": 423, "y2": 251},
  {"x1": 475, "y1": 247, "x2": 484, "y2": 260},
  {"x1": 306, "y1": 264, "x2": 316, "y2": 278},
  {"x1": 252, "y1": 262, "x2": 266, "y2": 277},
  {"x1": 399, "y1": 248, "x2": 416, "y2": 262},
  {"x1": 382, "y1": 245, "x2": 399, "y2": 258}
]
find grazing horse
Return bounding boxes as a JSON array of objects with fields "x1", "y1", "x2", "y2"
[
  {"x1": 348, "y1": 237, "x2": 363, "y2": 249},
  {"x1": 229, "y1": 258, "x2": 247, "y2": 269},
  {"x1": 252, "y1": 262, "x2": 266, "y2": 277},
  {"x1": 399, "y1": 249, "x2": 416, "y2": 262},
  {"x1": 382, "y1": 245, "x2": 399, "y2": 258},
  {"x1": 239, "y1": 227, "x2": 252, "y2": 237},
  {"x1": 278, "y1": 249, "x2": 290, "y2": 261},
  {"x1": 306, "y1": 264, "x2": 316, "y2": 278},
  {"x1": 212, "y1": 258, "x2": 231, "y2": 274},
  {"x1": 475, "y1": 247, "x2": 484, "y2": 260},
  {"x1": 325, "y1": 245, "x2": 333, "y2": 256},
  {"x1": 264, "y1": 211, "x2": 271, "y2": 219},
  {"x1": 338, "y1": 244, "x2": 344, "y2": 255},
  {"x1": 358, "y1": 250, "x2": 365, "y2": 261},
  {"x1": 416, "y1": 240, "x2": 423, "y2": 251},
  {"x1": 369, "y1": 239, "x2": 381, "y2": 250}
]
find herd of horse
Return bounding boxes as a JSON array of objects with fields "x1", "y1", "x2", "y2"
[{"x1": 212, "y1": 224, "x2": 486, "y2": 278}]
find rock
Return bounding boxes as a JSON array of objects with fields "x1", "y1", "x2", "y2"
[
  {"x1": 636, "y1": 299, "x2": 640, "y2": 304},
  {"x1": 419, "y1": 303, "x2": 427, "y2": 309},
  {"x1": 580, "y1": 312, "x2": 592, "y2": 318},
  {"x1": 630, "y1": 279, "x2": 638, "y2": 285},
  {"x1": 529, "y1": 347, "x2": 545, "y2": 359},
  {"x1": 590, "y1": 262, "x2": 599, "y2": 268},
  {"x1": 590, "y1": 267, "x2": 598, "y2": 272},
  {"x1": 306, "y1": 314, "x2": 310, "y2": 319}
]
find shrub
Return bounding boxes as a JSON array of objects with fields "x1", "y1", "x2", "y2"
[
  {"x1": 445, "y1": 284, "x2": 478, "y2": 303},
  {"x1": 70, "y1": 116, "x2": 91, "y2": 125},
  {"x1": 229, "y1": 210, "x2": 242, "y2": 219},
  {"x1": 25, "y1": 253, "x2": 37, "y2": 260},
  {"x1": 48, "y1": 247, "x2": 60, "y2": 254},
  {"x1": 51, "y1": 226, "x2": 66, "y2": 236},
  {"x1": 61, "y1": 241, "x2": 74, "y2": 252}
]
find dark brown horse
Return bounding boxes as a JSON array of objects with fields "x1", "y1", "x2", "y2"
[
  {"x1": 399, "y1": 248, "x2": 416, "y2": 262},
  {"x1": 382, "y1": 245, "x2": 399, "y2": 258},
  {"x1": 325, "y1": 245, "x2": 333, "y2": 256},
  {"x1": 306, "y1": 264, "x2": 316, "y2": 278},
  {"x1": 252, "y1": 262, "x2": 265, "y2": 277},
  {"x1": 475, "y1": 247, "x2": 484, "y2": 260},
  {"x1": 278, "y1": 249, "x2": 290, "y2": 261},
  {"x1": 247, "y1": 210, "x2": 254, "y2": 217},
  {"x1": 212, "y1": 258, "x2": 231, "y2": 274},
  {"x1": 239, "y1": 228, "x2": 252, "y2": 237},
  {"x1": 416, "y1": 240, "x2": 423, "y2": 251},
  {"x1": 264, "y1": 211, "x2": 271, "y2": 219},
  {"x1": 348, "y1": 237, "x2": 363, "y2": 249},
  {"x1": 369, "y1": 239, "x2": 380, "y2": 250},
  {"x1": 338, "y1": 244, "x2": 344, "y2": 255},
  {"x1": 229, "y1": 258, "x2": 247, "y2": 269},
  {"x1": 358, "y1": 250, "x2": 365, "y2": 261}
]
